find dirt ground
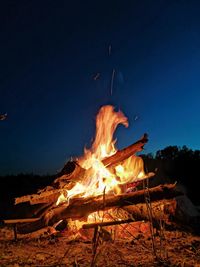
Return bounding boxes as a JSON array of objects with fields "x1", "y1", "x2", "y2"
[{"x1": 1, "y1": 223, "x2": 200, "y2": 267}]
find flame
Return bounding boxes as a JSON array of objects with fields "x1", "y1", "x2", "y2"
[
  {"x1": 79, "y1": 105, "x2": 128, "y2": 167},
  {"x1": 56, "y1": 105, "x2": 152, "y2": 206}
]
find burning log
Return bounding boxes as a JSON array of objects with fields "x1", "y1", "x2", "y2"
[
  {"x1": 15, "y1": 134, "x2": 150, "y2": 207},
  {"x1": 52, "y1": 132, "x2": 148, "y2": 181},
  {"x1": 16, "y1": 184, "x2": 183, "y2": 234},
  {"x1": 54, "y1": 134, "x2": 149, "y2": 188},
  {"x1": 102, "y1": 133, "x2": 148, "y2": 167}
]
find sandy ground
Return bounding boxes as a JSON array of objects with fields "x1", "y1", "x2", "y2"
[{"x1": 1, "y1": 223, "x2": 200, "y2": 267}]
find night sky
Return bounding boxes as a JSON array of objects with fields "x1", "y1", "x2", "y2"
[{"x1": 0, "y1": 1, "x2": 200, "y2": 175}]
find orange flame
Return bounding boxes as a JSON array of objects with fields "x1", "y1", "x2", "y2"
[
  {"x1": 56, "y1": 105, "x2": 153, "y2": 206},
  {"x1": 79, "y1": 105, "x2": 128, "y2": 167}
]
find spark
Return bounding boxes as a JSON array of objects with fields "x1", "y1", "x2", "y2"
[
  {"x1": 93, "y1": 73, "x2": 100, "y2": 81},
  {"x1": 108, "y1": 44, "x2": 112, "y2": 56},
  {"x1": 110, "y1": 69, "x2": 115, "y2": 96},
  {"x1": 0, "y1": 113, "x2": 7, "y2": 121}
]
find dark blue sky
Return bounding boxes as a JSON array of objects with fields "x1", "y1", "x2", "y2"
[{"x1": 0, "y1": 0, "x2": 200, "y2": 175}]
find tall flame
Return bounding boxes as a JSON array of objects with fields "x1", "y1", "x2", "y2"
[
  {"x1": 56, "y1": 105, "x2": 152, "y2": 206},
  {"x1": 79, "y1": 105, "x2": 128, "y2": 167}
]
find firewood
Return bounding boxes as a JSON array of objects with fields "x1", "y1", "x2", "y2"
[
  {"x1": 15, "y1": 189, "x2": 64, "y2": 205},
  {"x1": 81, "y1": 199, "x2": 175, "y2": 229},
  {"x1": 16, "y1": 184, "x2": 183, "y2": 234},
  {"x1": 102, "y1": 134, "x2": 148, "y2": 167},
  {"x1": 15, "y1": 134, "x2": 149, "y2": 206}
]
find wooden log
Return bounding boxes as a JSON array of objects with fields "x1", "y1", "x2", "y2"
[
  {"x1": 52, "y1": 161, "x2": 85, "y2": 188},
  {"x1": 82, "y1": 199, "x2": 175, "y2": 229},
  {"x1": 15, "y1": 189, "x2": 64, "y2": 205},
  {"x1": 123, "y1": 199, "x2": 176, "y2": 225},
  {"x1": 102, "y1": 134, "x2": 148, "y2": 167},
  {"x1": 16, "y1": 184, "x2": 183, "y2": 234}
]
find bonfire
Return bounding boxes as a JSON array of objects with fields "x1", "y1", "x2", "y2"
[{"x1": 1, "y1": 105, "x2": 200, "y2": 266}]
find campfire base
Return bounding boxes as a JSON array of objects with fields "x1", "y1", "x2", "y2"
[{"x1": 3, "y1": 191, "x2": 200, "y2": 241}]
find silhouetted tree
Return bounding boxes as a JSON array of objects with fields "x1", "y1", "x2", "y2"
[
  {"x1": 156, "y1": 146, "x2": 179, "y2": 160},
  {"x1": 153, "y1": 145, "x2": 200, "y2": 204}
]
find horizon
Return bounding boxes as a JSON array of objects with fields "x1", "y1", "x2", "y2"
[{"x1": 0, "y1": 141, "x2": 199, "y2": 176}]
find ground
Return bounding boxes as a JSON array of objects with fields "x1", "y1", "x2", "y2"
[{"x1": 1, "y1": 223, "x2": 200, "y2": 267}]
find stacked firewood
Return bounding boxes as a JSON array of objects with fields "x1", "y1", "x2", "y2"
[{"x1": 11, "y1": 135, "x2": 200, "y2": 234}]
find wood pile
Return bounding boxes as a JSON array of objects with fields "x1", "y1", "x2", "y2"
[{"x1": 5, "y1": 134, "x2": 199, "y2": 235}]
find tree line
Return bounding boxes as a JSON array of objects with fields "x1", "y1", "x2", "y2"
[{"x1": 142, "y1": 145, "x2": 200, "y2": 205}]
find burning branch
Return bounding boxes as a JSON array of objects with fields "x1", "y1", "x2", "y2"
[{"x1": 102, "y1": 133, "x2": 148, "y2": 167}]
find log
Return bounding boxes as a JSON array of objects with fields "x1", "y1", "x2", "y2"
[
  {"x1": 82, "y1": 199, "x2": 176, "y2": 229},
  {"x1": 81, "y1": 197, "x2": 200, "y2": 236},
  {"x1": 15, "y1": 189, "x2": 64, "y2": 205},
  {"x1": 123, "y1": 199, "x2": 177, "y2": 225},
  {"x1": 102, "y1": 133, "x2": 148, "y2": 167},
  {"x1": 16, "y1": 184, "x2": 183, "y2": 234}
]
